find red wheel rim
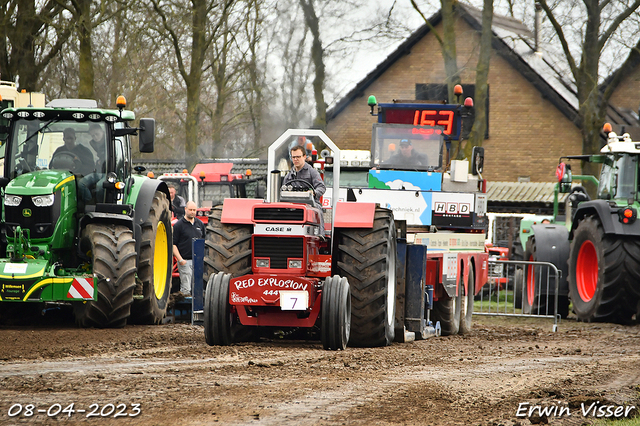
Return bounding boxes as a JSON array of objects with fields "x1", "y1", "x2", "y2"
[
  {"x1": 576, "y1": 240, "x2": 598, "y2": 302},
  {"x1": 526, "y1": 254, "x2": 535, "y2": 305}
]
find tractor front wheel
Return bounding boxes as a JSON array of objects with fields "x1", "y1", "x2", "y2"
[
  {"x1": 335, "y1": 207, "x2": 396, "y2": 347},
  {"x1": 204, "y1": 272, "x2": 235, "y2": 345},
  {"x1": 131, "y1": 190, "x2": 172, "y2": 324},
  {"x1": 523, "y1": 238, "x2": 569, "y2": 318},
  {"x1": 73, "y1": 224, "x2": 137, "y2": 328},
  {"x1": 568, "y1": 216, "x2": 639, "y2": 323},
  {"x1": 321, "y1": 275, "x2": 351, "y2": 350}
]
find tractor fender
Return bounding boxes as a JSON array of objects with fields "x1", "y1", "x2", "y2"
[
  {"x1": 570, "y1": 200, "x2": 640, "y2": 239},
  {"x1": 529, "y1": 224, "x2": 570, "y2": 295},
  {"x1": 333, "y1": 202, "x2": 376, "y2": 228},
  {"x1": 130, "y1": 178, "x2": 170, "y2": 255}
]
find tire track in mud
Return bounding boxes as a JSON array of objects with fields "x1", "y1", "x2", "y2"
[{"x1": 234, "y1": 354, "x2": 632, "y2": 426}]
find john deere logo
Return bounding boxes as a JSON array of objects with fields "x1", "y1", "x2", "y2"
[{"x1": 22, "y1": 208, "x2": 32, "y2": 217}]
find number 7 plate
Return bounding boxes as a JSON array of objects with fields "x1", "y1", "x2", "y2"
[{"x1": 279, "y1": 291, "x2": 309, "y2": 310}]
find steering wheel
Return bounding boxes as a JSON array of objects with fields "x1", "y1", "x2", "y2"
[
  {"x1": 283, "y1": 178, "x2": 314, "y2": 194},
  {"x1": 50, "y1": 152, "x2": 78, "y2": 172}
]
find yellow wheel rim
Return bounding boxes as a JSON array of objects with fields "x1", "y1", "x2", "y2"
[{"x1": 153, "y1": 221, "x2": 169, "y2": 299}]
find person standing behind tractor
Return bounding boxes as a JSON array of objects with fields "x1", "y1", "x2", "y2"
[
  {"x1": 168, "y1": 183, "x2": 186, "y2": 220},
  {"x1": 172, "y1": 201, "x2": 206, "y2": 296}
]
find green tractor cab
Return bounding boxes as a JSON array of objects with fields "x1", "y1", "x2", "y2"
[{"x1": 0, "y1": 98, "x2": 173, "y2": 327}]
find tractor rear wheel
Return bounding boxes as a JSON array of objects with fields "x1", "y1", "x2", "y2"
[
  {"x1": 204, "y1": 272, "x2": 235, "y2": 345},
  {"x1": 459, "y1": 266, "x2": 474, "y2": 334},
  {"x1": 335, "y1": 207, "x2": 396, "y2": 347},
  {"x1": 523, "y1": 238, "x2": 569, "y2": 318},
  {"x1": 73, "y1": 224, "x2": 137, "y2": 328},
  {"x1": 433, "y1": 273, "x2": 461, "y2": 336},
  {"x1": 321, "y1": 275, "x2": 351, "y2": 350},
  {"x1": 514, "y1": 268, "x2": 524, "y2": 309},
  {"x1": 131, "y1": 191, "x2": 172, "y2": 324},
  {"x1": 204, "y1": 206, "x2": 252, "y2": 287},
  {"x1": 568, "y1": 216, "x2": 639, "y2": 323}
]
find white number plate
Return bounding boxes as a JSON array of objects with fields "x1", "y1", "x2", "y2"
[{"x1": 279, "y1": 291, "x2": 308, "y2": 310}]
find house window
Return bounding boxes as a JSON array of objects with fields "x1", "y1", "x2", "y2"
[{"x1": 415, "y1": 83, "x2": 489, "y2": 139}]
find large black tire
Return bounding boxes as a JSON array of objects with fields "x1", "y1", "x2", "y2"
[
  {"x1": 514, "y1": 268, "x2": 523, "y2": 309},
  {"x1": 131, "y1": 191, "x2": 172, "y2": 324},
  {"x1": 335, "y1": 207, "x2": 396, "y2": 347},
  {"x1": 73, "y1": 224, "x2": 137, "y2": 328},
  {"x1": 204, "y1": 272, "x2": 234, "y2": 345},
  {"x1": 321, "y1": 275, "x2": 351, "y2": 350},
  {"x1": 523, "y1": 238, "x2": 569, "y2": 318},
  {"x1": 458, "y1": 266, "x2": 474, "y2": 334},
  {"x1": 433, "y1": 272, "x2": 461, "y2": 336},
  {"x1": 204, "y1": 206, "x2": 252, "y2": 284},
  {"x1": 568, "y1": 216, "x2": 640, "y2": 323}
]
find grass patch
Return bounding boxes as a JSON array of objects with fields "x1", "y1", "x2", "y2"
[{"x1": 473, "y1": 291, "x2": 523, "y2": 314}]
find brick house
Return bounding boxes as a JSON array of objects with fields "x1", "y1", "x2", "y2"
[{"x1": 325, "y1": 3, "x2": 638, "y2": 185}]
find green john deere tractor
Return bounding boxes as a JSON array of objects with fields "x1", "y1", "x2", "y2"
[{"x1": 0, "y1": 97, "x2": 172, "y2": 327}]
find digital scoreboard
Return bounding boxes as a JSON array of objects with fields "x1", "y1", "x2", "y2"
[{"x1": 377, "y1": 103, "x2": 462, "y2": 140}]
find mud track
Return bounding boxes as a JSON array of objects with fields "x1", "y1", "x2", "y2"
[{"x1": 0, "y1": 313, "x2": 638, "y2": 425}]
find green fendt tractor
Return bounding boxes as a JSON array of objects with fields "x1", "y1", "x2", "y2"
[
  {"x1": 0, "y1": 97, "x2": 172, "y2": 327},
  {"x1": 523, "y1": 124, "x2": 640, "y2": 323}
]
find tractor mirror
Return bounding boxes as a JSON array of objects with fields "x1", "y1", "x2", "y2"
[
  {"x1": 556, "y1": 162, "x2": 572, "y2": 193},
  {"x1": 138, "y1": 118, "x2": 155, "y2": 153},
  {"x1": 471, "y1": 146, "x2": 484, "y2": 175}
]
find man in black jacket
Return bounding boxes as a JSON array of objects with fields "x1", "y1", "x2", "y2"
[{"x1": 172, "y1": 201, "x2": 206, "y2": 295}]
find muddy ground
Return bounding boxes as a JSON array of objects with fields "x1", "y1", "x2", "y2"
[{"x1": 0, "y1": 310, "x2": 638, "y2": 426}]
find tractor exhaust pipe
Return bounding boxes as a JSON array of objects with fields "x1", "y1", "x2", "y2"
[{"x1": 269, "y1": 170, "x2": 281, "y2": 203}]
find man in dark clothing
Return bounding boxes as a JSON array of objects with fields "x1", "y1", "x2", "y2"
[
  {"x1": 282, "y1": 145, "x2": 326, "y2": 233},
  {"x1": 52, "y1": 128, "x2": 95, "y2": 176},
  {"x1": 168, "y1": 184, "x2": 186, "y2": 220},
  {"x1": 387, "y1": 139, "x2": 429, "y2": 167},
  {"x1": 172, "y1": 201, "x2": 206, "y2": 295},
  {"x1": 282, "y1": 145, "x2": 326, "y2": 206}
]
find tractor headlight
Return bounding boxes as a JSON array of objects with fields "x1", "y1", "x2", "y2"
[
  {"x1": 32, "y1": 194, "x2": 55, "y2": 207},
  {"x1": 256, "y1": 259, "x2": 269, "y2": 268},
  {"x1": 106, "y1": 172, "x2": 117, "y2": 184},
  {"x1": 288, "y1": 260, "x2": 302, "y2": 269},
  {"x1": 4, "y1": 195, "x2": 22, "y2": 206}
]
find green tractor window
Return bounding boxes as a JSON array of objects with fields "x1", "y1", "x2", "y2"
[{"x1": 597, "y1": 154, "x2": 636, "y2": 201}]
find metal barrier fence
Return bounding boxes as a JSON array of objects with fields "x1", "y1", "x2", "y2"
[{"x1": 473, "y1": 260, "x2": 561, "y2": 332}]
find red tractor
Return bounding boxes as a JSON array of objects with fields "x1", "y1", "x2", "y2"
[{"x1": 203, "y1": 130, "x2": 398, "y2": 350}]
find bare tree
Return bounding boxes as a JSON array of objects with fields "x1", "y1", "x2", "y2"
[
  {"x1": 0, "y1": 0, "x2": 71, "y2": 91},
  {"x1": 537, "y1": 0, "x2": 640, "y2": 179},
  {"x1": 148, "y1": 0, "x2": 240, "y2": 170},
  {"x1": 299, "y1": 0, "x2": 325, "y2": 129},
  {"x1": 55, "y1": 0, "x2": 131, "y2": 99},
  {"x1": 463, "y1": 0, "x2": 493, "y2": 159}
]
